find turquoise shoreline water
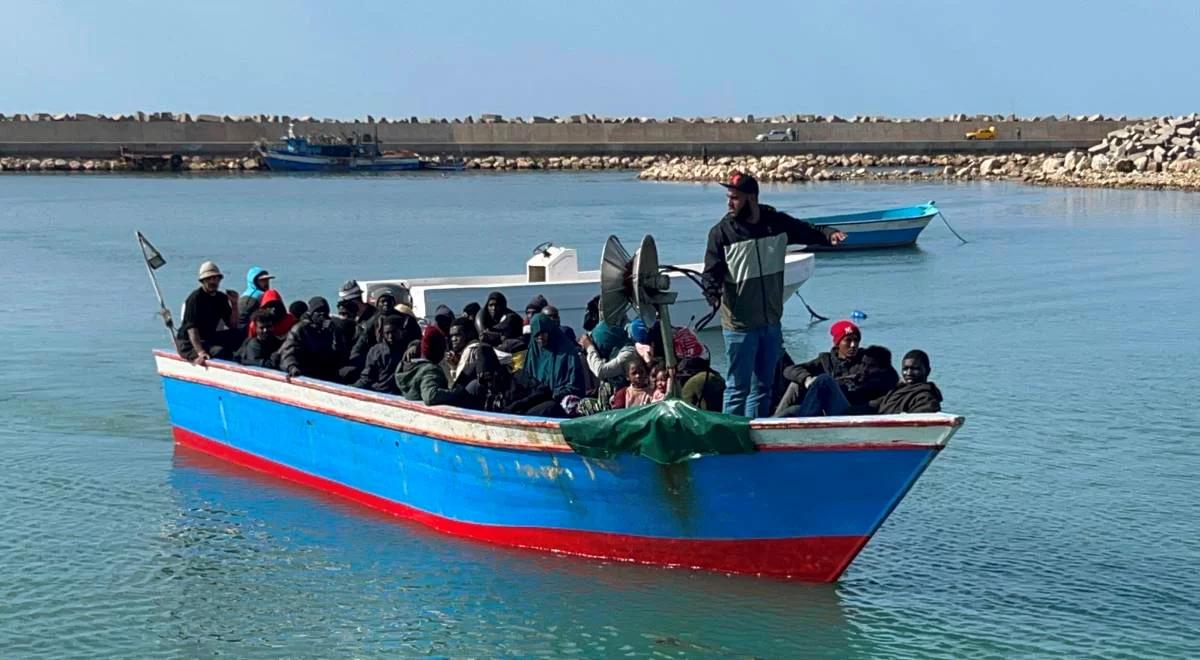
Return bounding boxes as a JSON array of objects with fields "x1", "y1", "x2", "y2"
[{"x1": 0, "y1": 172, "x2": 1197, "y2": 657}]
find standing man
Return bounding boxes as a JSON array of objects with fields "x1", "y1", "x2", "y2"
[{"x1": 702, "y1": 172, "x2": 846, "y2": 417}]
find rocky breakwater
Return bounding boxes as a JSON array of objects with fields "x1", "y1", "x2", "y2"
[
  {"x1": 638, "y1": 115, "x2": 1200, "y2": 192},
  {"x1": 1023, "y1": 114, "x2": 1200, "y2": 191},
  {"x1": 462, "y1": 155, "x2": 657, "y2": 170},
  {"x1": 0, "y1": 154, "x2": 264, "y2": 172},
  {"x1": 637, "y1": 153, "x2": 1033, "y2": 184}
]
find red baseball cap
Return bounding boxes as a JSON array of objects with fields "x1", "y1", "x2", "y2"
[{"x1": 719, "y1": 171, "x2": 759, "y2": 195}]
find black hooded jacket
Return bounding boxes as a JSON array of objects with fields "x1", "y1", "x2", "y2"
[
  {"x1": 475, "y1": 291, "x2": 512, "y2": 337},
  {"x1": 784, "y1": 350, "x2": 896, "y2": 406},
  {"x1": 354, "y1": 341, "x2": 403, "y2": 394},
  {"x1": 346, "y1": 304, "x2": 379, "y2": 371},
  {"x1": 279, "y1": 302, "x2": 345, "y2": 381},
  {"x1": 870, "y1": 381, "x2": 943, "y2": 414},
  {"x1": 234, "y1": 335, "x2": 282, "y2": 368}
]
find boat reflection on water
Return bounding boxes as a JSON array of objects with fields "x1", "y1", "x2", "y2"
[{"x1": 167, "y1": 445, "x2": 872, "y2": 657}]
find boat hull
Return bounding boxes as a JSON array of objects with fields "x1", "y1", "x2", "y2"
[
  {"x1": 804, "y1": 204, "x2": 939, "y2": 250},
  {"x1": 155, "y1": 352, "x2": 961, "y2": 581},
  {"x1": 262, "y1": 150, "x2": 422, "y2": 172}
]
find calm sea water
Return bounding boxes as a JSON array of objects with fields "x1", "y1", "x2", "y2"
[{"x1": 0, "y1": 172, "x2": 1197, "y2": 658}]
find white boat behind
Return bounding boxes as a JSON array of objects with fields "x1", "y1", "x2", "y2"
[{"x1": 360, "y1": 245, "x2": 816, "y2": 329}]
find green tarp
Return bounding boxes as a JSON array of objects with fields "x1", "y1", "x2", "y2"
[{"x1": 560, "y1": 399, "x2": 756, "y2": 465}]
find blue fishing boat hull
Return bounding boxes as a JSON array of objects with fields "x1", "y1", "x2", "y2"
[
  {"x1": 154, "y1": 351, "x2": 962, "y2": 582},
  {"x1": 803, "y1": 203, "x2": 939, "y2": 250},
  {"x1": 262, "y1": 150, "x2": 422, "y2": 172}
]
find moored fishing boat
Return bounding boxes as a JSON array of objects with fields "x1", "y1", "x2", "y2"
[
  {"x1": 802, "y1": 203, "x2": 940, "y2": 250},
  {"x1": 258, "y1": 125, "x2": 461, "y2": 172},
  {"x1": 154, "y1": 351, "x2": 963, "y2": 582}
]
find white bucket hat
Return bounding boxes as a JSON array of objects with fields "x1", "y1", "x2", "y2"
[{"x1": 197, "y1": 261, "x2": 223, "y2": 281}]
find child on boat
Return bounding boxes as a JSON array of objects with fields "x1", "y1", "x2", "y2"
[{"x1": 612, "y1": 359, "x2": 656, "y2": 409}]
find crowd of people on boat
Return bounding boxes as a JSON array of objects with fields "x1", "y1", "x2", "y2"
[
  {"x1": 174, "y1": 171, "x2": 944, "y2": 419},
  {"x1": 175, "y1": 264, "x2": 941, "y2": 420}
]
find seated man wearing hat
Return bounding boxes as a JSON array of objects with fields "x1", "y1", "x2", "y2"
[
  {"x1": 336, "y1": 280, "x2": 379, "y2": 383},
  {"x1": 236, "y1": 266, "x2": 276, "y2": 329},
  {"x1": 773, "y1": 319, "x2": 862, "y2": 416},
  {"x1": 177, "y1": 261, "x2": 243, "y2": 366}
]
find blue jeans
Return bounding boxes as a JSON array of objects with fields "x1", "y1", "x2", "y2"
[
  {"x1": 722, "y1": 323, "x2": 783, "y2": 418},
  {"x1": 776, "y1": 374, "x2": 850, "y2": 418}
]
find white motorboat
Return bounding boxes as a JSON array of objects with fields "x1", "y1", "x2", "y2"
[{"x1": 359, "y1": 244, "x2": 816, "y2": 330}]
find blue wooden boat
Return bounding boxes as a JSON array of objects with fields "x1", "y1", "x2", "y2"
[
  {"x1": 260, "y1": 134, "x2": 422, "y2": 172},
  {"x1": 154, "y1": 350, "x2": 963, "y2": 582},
  {"x1": 802, "y1": 202, "x2": 940, "y2": 250}
]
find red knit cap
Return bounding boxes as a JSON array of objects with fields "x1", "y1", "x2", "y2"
[
  {"x1": 830, "y1": 320, "x2": 860, "y2": 346},
  {"x1": 420, "y1": 325, "x2": 446, "y2": 360}
]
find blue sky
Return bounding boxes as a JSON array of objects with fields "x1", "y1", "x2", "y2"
[{"x1": 3, "y1": 0, "x2": 1196, "y2": 118}]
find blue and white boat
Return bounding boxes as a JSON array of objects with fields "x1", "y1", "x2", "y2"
[
  {"x1": 802, "y1": 203, "x2": 940, "y2": 250},
  {"x1": 259, "y1": 126, "x2": 422, "y2": 172},
  {"x1": 153, "y1": 351, "x2": 963, "y2": 582}
]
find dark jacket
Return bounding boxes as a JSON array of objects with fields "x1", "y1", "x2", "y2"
[
  {"x1": 870, "y1": 382, "x2": 943, "y2": 414},
  {"x1": 703, "y1": 205, "x2": 835, "y2": 331},
  {"x1": 234, "y1": 335, "x2": 281, "y2": 368},
  {"x1": 783, "y1": 351, "x2": 858, "y2": 384},
  {"x1": 784, "y1": 351, "x2": 895, "y2": 406},
  {"x1": 176, "y1": 286, "x2": 234, "y2": 357},
  {"x1": 354, "y1": 342, "x2": 403, "y2": 394},
  {"x1": 395, "y1": 359, "x2": 458, "y2": 406},
  {"x1": 522, "y1": 314, "x2": 585, "y2": 399},
  {"x1": 373, "y1": 310, "x2": 422, "y2": 361},
  {"x1": 346, "y1": 305, "x2": 379, "y2": 371},
  {"x1": 279, "y1": 315, "x2": 344, "y2": 381},
  {"x1": 677, "y1": 357, "x2": 725, "y2": 411},
  {"x1": 843, "y1": 360, "x2": 901, "y2": 406}
]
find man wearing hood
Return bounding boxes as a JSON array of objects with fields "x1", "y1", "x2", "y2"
[
  {"x1": 578, "y1": 321, "x2": 638, "y2": 384},
  {"x1": 395, "y1": 327, "x2": 460, "y2": 406},
  {"x1": 337, "y1": 280, "x2": 378, "y2": 383},
  {"x1": 236, "y1": 267, "x2": 275, "y2": 329},
  {"x1": 523, "y1": 313, "x2": 585, "y2": 401},
  {"x1": 279, "y1": 297, "x2": 344, "y2": 381},
  {"x1": 447, "y1": 317, "x2": 483, "y2": 388},
  {"x1": 432, "y1": 305, "x2": 455, "y2": 336},
  {"x1": 354, "y1": 315, "x2": 407, "y2": 394},
  {"x1": 524, "y1": 295, "x2": 549, "y2": 328},
  {"x1": 246, "y1": 289, "x2": 297, "y2": 340},
  {"x1": 702, "y1": 171, "x2": 846, "y2": 418},
  {"x1": 475, "y1": 291, "x2": 512, "y2": 338},
  {"x1": 177, "y1": 261, "x2": 241, "y2": 365},
  {"x1": 867, "y1": 349, "x2": 943, "y2": 414}
]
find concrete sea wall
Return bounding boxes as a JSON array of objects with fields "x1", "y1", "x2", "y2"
[{"x1": 0, "y1": 113, "x2": 1128, "y2": 158}]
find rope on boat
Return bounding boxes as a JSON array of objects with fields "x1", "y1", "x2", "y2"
[
  {"x1": 937, "y1": 209, "x2": 969, "y2": 244},
  {"x1": 793, "y1": 292, "x2": 829, "y2": 323},
  {"x1": 659, "y1": 265, "x2": 719, "y2": 331}
]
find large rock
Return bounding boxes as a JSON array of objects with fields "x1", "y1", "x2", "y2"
[
  {"x1": 1063, "y1": 150, "x2": 1080, "y2": 170},
  {"x1": 979, "y1": 157, "x2": 999, "y2": 175},
  {"x1": 1113, "y1": 158, "x2": 1135, "y2": 173}
]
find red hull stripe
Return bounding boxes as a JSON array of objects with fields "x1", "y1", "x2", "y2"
[{"x1": 173, "y1": 426, "x2": 870, "y2": 582}]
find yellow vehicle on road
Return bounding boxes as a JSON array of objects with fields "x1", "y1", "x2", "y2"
[{"x1": 965, "y1": 126, "x2": 997, "y2": 140}]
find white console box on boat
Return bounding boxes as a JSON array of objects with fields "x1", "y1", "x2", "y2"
[{"x1": 360, "y1": 245, "x2": 816, "y2": 329}]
